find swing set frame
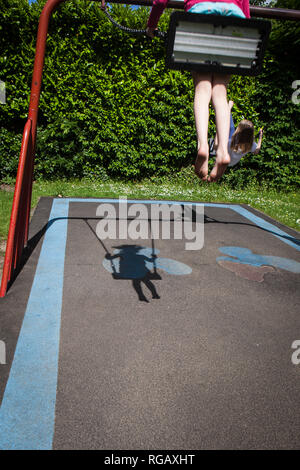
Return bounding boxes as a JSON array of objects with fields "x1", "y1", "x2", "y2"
[{"x1": 0, "y1": 0, "x2": 299, "y2": 297}]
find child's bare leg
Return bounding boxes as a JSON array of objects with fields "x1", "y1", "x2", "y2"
[
  {"x1": 213, "y1": 99, "x2": 233, "y2": 155},
  {"x1": 192, "y1": 72, "x2": 212, "y2": 181},
  {"x1": 209, "y1": 74, "x2": 231, "y2": 182}
]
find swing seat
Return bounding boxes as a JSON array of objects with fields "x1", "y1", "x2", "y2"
[{"x1": 165, "y1": 12, "x2": 271, "y2": 76}]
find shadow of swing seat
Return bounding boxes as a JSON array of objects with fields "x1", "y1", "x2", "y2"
[
  {"x1": 165, "y1": 12, "x2": 271, "y2": 76},
  {"x1": 111, "y1": 270, "x2": 162, "y2": 281},
  {"x1": 104, "y1": 246, "x2": 162, "y2": 281},
  {"x1": 104, "y1": 246, "x2": 162, "y2": 301}
]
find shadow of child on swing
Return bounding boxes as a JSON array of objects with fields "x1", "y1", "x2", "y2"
[{"x1": 105, "y1": 245, "x2": 161, "y2": 303}]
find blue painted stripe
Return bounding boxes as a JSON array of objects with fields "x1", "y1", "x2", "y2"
[
  {"x1": 233, "y1": 205, "x2": 300, "y2": 252},
  {"x1": 0, "y1": 199, "x2": 69, "y2": 450}
]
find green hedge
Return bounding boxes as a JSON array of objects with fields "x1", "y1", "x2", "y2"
[{"x1": 0, "y1": 0, "x2": 299, "y2": 188}]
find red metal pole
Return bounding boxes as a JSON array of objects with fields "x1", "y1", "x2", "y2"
[
  {"x1": 27, "y1": 0, "x2": 67, "y2": 236},
  {"x1": 0, "y1": 0, "x2": 67, "y2": 297},
  {"x1": 28, "y1": 0, "x2": 66, "y2": 150},
  {"x1": 24, "y1": 134, "x2": 33, "y2": 246},
  {"x1": 0, "y1": 120, "x2": 32, "y2": 297}
]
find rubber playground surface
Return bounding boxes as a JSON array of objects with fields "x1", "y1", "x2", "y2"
[{"x1": 0, "y1": 197, "x2": 300, "y2": 450}]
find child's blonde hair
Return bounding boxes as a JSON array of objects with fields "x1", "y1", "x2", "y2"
[{"x1": 230, "y1": 120, "x2": 254, "y2": 154}]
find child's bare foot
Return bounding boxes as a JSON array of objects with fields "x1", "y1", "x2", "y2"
[
  {"x1": 208, "y1": 150, "x2": 230, "y2": 182},
  {"x1": 194, "y1": 145, "x2": 209, "y2": 181}
]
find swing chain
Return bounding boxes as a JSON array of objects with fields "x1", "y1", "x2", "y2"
[{"x1": 99, "y1": 1, "x2": 167, "y2": 39}]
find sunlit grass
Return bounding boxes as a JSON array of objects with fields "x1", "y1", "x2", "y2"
[
  {"x1": 0, "y1": 190, "x2": 13, "y2": 248},
  {"x1": 1, "y1": 177, "x2": 299, "y2": 252},
  {"x1": 31, "y1": 178, "x2": 300, "y2": 230}
]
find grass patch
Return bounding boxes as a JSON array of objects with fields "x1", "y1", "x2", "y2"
[
  {"x1": 1, "y1": 176, "x2": 299, "y2": 249},
  {"x1": 0, "y1": 189, "x2": 14, "y2": 248}
]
